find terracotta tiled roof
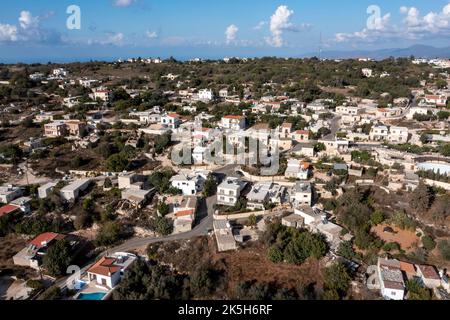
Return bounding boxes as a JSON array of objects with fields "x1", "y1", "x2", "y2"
[
  {"x1": 30, "y1": 232, "x2": 65, "y2": 248},
  {"x1": 175, "y1": 209, "x2": 195, "y2": 218},
  {"x1": 88, "y1": 257, "x2": 121, "y2": 277},
  {"x1": 0, "y1": 204, "x2": 20, "y2": 217},
  {"x1": 224, "y1": 115, "x2": 243, "y2": 120},
  {"x1": 295, "y1": 130, "x2": 309, "y2": 135},
  {"x1": 399, "y1": 261, "x2": 416, "y2": 274}
]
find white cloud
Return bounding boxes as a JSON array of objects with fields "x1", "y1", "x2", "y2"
[
  {"x1": 267, "y1": 5, "x2": 294, "y2": 47},
  {"x1": 146, "y1": 30, "x2": 158, "y2": 39},
  {"x1": 335, "y1": 3, "x2": 450, "y2": 43},
  {"x1": 106, "y1": 32, "x2": 124, "y2": 45},
  {"x1": 19, "y1": 11, "x2": 39, "y2": 30},
  {"x1": 253, "y1": 21, "x2": 267, "y2": 30},
  {"x1": 0, "y1": 11, "x2": 61, "y2": 44},
  {"x1": 0, "y1": 23, "x2": 18, "y2": 41},
  {"x1": 113, "y1": 0, "x2": 135, "y2": 7},
  {"x1": 225, "y1": 24, "x2": 238, "y2": 44}
]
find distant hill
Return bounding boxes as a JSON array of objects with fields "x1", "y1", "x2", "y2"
[{"x1": 302, "y1": 45, "x2": 450, "y2": 60}]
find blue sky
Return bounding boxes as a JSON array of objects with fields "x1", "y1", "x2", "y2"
[{"x1": 1, "y1": 0, "x2": 450, "y2": 62}]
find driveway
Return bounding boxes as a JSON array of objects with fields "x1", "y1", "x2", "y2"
[{"x1": 110, "y1": 195, "x2": 217, "y2": 253}]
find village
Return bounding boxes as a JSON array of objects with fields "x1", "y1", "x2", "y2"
[{"x1": 0, "y1": 55, "x2": 449, "y2": 301}]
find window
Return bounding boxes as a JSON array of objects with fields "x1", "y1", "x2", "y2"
[{"x1": 391, "y1": 291, "x2": 396, "y2": 296}]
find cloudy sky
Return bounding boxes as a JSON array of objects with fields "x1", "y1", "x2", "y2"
[{"x1": 1, "y1": 0, "x2": 450, "y2": 62}]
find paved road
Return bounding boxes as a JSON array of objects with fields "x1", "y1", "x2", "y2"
[
  {"x1": 386, "y1": 93, "x2": 418, "y2": 120},
  {"x1": 111, "y1": 195, "x2": 217, "y2": 253},
  {"x1": 324, "y1": 115, "x2": 341, "y2": 140}
]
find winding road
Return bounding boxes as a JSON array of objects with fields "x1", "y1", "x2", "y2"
[{"x1": 111, "y1": 195, "x2": 217, "y2": 253}]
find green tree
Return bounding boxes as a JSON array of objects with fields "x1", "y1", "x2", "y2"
[
  {"x1": 267, "y1": 245, "x2": 284, "y2": 263},
  {"x1": 337, "y1": 241, "x2": 358, "y2": 260},
  {"x1": 157, "y1": 202, "x2": 170, "y2": 216},
  {"x1": 203, "y1": 174, "x2": 217, "y2": 197},
  {"x1": 154, "y1": 216, "x2": 173, "y2": 236},
  {"x1": 406, "y1": 279, "x2": 432, "y2": 300},
  {"x1": 323, "y1": 263, "x2": 351, "y2": 299},
  {"x1": 370, "y1": 210, "x2": 385, "y2": 225},
  {"x1": 42, "y1": 239, "x2": 72, "y2": 277},
  {"x1": 95, "y1": 222, "x2": 123, "y2": 246},
  {"x1": 422, "y1": 235, "x2": 436, "y2": 251},
  {"x1": 154, "y1": 132, "x2": 171, "y2": 154},
  {"x1": 106, "y1": 153, "x2": 129, "y2": 172},
  {"x1": 410, "y1": 182, "x2": 433, "y2": 213},
  {"x1": 248, "y1": 214, "x2": 257, "y2": 227},
  {"x1": 190, "y1": 264, "x2": 215, "y2": 298},
  {"x1": 438, "y1": 240, "x2": 450, "y2": 261}
]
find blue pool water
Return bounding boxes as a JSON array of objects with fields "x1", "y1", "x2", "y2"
[
  {"x1": 77, "y1": 292, "x2": 106, "y2": 300},
  {"x1": 417, "y1": 162, "x2": 450, "y2": 175}
]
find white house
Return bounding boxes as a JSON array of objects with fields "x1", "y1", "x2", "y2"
[
  {"x1": 285, "y1": 160, "x2": 311, "y2": 180},
  {"x1": 38, "y1": 182, "x2": 57, "y2": 199},
  {"x1": 219, "y1": 88, "x2": 228, "y2": 98},
  {"x1": 60, "y1": 179, "x2": 92, "y2": 202},
  {"x1": 198, "y1": 89, "x2": 214, "y2": 101},
  {"x1": 87, "y1": 253, "x2": 137, "y2": 290},
  {"x1": 388, "y1": 127, "x2": 409, "y2": 144},
  {"x1": 161, "y1": 113, "x2": 181, "y2": 129},
  {"x1": 92, "y1": 89, "x2": 111, "y2": 102},
  {"x1": 52, "y1": 68, "x2": 69, "y2": 77},
  {"x1": 362, "y1": 68, "x2": 373, "y2": 78},
  {"x1": 424, "y1": 95, "x2": 447, "y2": 107},
  {"x1": 246, "y1": 182, "x2": 285, "y2": 210},
  {"x1": 416, "y1": 265, "x2": 442, "y2": 289},
  {"x1": 292, "y1": 143, "x2": 315, "y2": 157},
  {"x1": 369, "y1": 125, "x2": 389, "y2": 141},
  {"x1": 0, "y1": 185, "x2": 23, "y2": 204},
  {"x1": 170, "y1": 170, "x2": 209, "y2": 196},
  {"x1": 336, "y1": 105, "x2": 360, "y2": 115},
  {"x1": 217, "y1": 177, "x2": 247, "y2": 207},
  {"x1": 293, "y1": 206, "x2": 323, "y2": 225},
  {"x1": 290, "y1": 182, "x2": 313, "y2": 206},
  {"x1": 221, "y1": 115, "x2": 246, "y2": 131},
  {"x1": 377, "y1": 258, "x2": 405, "y2": 301}
]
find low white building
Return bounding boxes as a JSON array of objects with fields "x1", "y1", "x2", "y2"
[
  {"x1": 246, "y1": 182, "x2": 286, "y2": 210},
  {"x1": 221, "y1": 115, "x2": 246, "y2": 131},
  {"x1": 388, "y1": 127, "x2": 409, "y2": 144},
  {"x1": 369, "y1": 125, "x2": 389, "y2": 141},
  {"x1": 86, "y1": 253, "x2": 137, "y2": 290},
  {"x1": 336, "y1": 105, "x2": 360, "y2": 115},
  {"x1": 217, "y1": 177, "x2": 247, "y2": 207},
  {"x1": 60, "y1": 179, "x2": 92, "y2": 202},
  {"x1": 198, "y1": 89, "x2": 214, "y2": 101},
  {"x1": 170, "y1": 170, "x2": 209, "y2": 196},
  {"x1": 161, "y1": 113, "x2": 181, "y2": 129},
  {"x1": 0, "y1": 185, "x2": 23, "y2": 204},
  {"x1": 38, "y1": 182, "x2": 57, "y2": 199},
  {"x1": 52, "y1": 68, "x2": 69, "y2": 77},
  {"x1": 285, "y1": 160, "x2": 311, "y2": 180},
  {"x1": 290, "y1": 182, "x2": 313, "y2": 207},
  {"x1": 377, "y1": 258, "x2": 405, "y2": 301}
]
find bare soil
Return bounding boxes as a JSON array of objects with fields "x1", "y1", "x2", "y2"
[{"x1": 372, "y1": 224, "x2": 420, "y2": 252}]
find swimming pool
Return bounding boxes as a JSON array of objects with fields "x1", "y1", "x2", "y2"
[
  {"x1": 417, "y1": 162, "x2": 450, "y2": 175},
  {"x1": 77, "y1": 292, "x2": 106, "y2": 300}
]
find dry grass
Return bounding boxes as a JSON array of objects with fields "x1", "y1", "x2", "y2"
[{"x1": 372, "y1": 224, "x2": 419, "y2": 252}]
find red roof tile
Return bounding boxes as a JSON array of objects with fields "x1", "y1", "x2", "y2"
[
  {"x1": 175, "y1": 209, "x2": 195, "y2": 218},
  {"x1": 88, "y1": 257, "x2": 121, "y2": 277},
  {"x1": 30, "y1": 232, "x2": 65, "y2": 248},
  {"x1": 0, "y1": 204, "x2": 20, "y2": 217}
]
